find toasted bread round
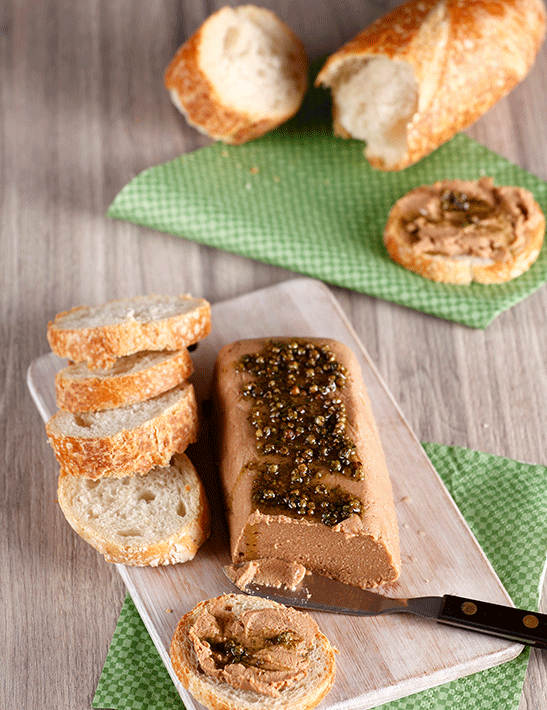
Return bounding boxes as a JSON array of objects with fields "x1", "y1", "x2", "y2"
[
  {"x1": 57, "y1": 453, "x2": 210, "y2": 566},
  {"x1": 316, "y1": 0, "x2": 546, "y2": 170},
  {"x1": 46, "y1": 382, "x2": 199, "y2": 479},
  {"x1": 383, "y1": 178, "x2": 545, "y2": 284},
  {"x1": 47, "y1": 294, "x2": 211, "y2": 370},
  {"x1": 170, "y1": 594, "x2": 336, "y2": 710},
  {"x1": 164, "y1": 5, "x2": 308, "y2": 145}
]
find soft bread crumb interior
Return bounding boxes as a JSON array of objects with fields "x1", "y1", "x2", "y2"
[
  {"x1": 331, "y1": 56, "x2": 418, "y2": 166},
  {"x1": 62, "y1": 459, "x2": 198, "y2": 544},
  {"x1": 199, "y1": 6, "x2": 305, "y2": 117}
]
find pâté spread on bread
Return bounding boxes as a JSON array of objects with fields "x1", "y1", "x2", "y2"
[
  {"x1": 384, "y1": 177, "x2": 546, "y2": 284},
  {"x1": 170, "y1": 593, "x2": 336, "y2": 709},
  {"x1": 188, "y1": 595, "x2": 319, "y2": 696},
  {"x1": 213, "y1": 337, "x2": 401, "y2": 589}
]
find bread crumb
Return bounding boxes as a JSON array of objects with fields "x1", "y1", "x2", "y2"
[{"x1": 166, "y1": 608, "x2": 172, "y2": 613}]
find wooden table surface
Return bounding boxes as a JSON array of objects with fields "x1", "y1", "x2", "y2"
[{"x1": 2, "y1": 1, "x2": 546, "y2": 708}]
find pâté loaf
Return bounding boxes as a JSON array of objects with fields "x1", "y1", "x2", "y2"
[{"x1": 213, "y1": 337, "x2": 401, "y2": 589}]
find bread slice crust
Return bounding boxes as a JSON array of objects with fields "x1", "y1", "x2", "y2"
[
  {"x1": 316, "y1": 0, "x2": 546, "y2": 170},
  {"x1": 57, "y1": 453, "x2": 211, "y2": 565},
  {"x1": 383, "y1": 178, "x2": 546, "y2": 284},
  {"x1": 170, "y1": 594, "x2": 336, "y2": 710},
  {"x1": 54, "y1": 349, "x2": 194, "y2": 412},
  {"x1": 46, "y1": 382, "x2": 199, "y2": 479},
  {"x1": 47, "y1": 294, "x2": 211, "y2": 369}
]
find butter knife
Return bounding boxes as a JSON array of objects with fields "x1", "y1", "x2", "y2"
[{"x1": 223, "y1": 566, "x2": 547, "y2": 648}]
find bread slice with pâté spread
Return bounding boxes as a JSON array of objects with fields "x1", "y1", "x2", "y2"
[
  {"x1": 383, "y1": 177, "x2": 545, "y2": 284},
  {"x1": 170, "y1": 593, "x2": 336, "y2": 710}
]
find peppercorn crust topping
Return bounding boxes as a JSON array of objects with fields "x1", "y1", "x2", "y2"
[{"x1": 237, "y1": 340, "x2": 364, "y2": 527}]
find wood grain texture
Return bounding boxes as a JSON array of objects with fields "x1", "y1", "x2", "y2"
[{"x1": 2, "y1": 1, "x2": 546, "y2": 709}]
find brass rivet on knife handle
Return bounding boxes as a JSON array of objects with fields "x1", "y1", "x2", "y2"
[
  {"x1": 523, "y1": 614, "x2": 539, "y2": 629},
  {"x1": 461, "y1": 601, "x2": 478, "y2": 616}
]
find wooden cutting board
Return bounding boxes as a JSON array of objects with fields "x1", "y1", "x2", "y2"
[{"x1": 28, "y1": 278, "x2": 521, "y2": 710}]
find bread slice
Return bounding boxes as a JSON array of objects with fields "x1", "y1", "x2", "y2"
[
  {"x1": 57, "y1": 453, "x2": 211, "y2": 565},
  {"x1": 170, "y1": 594, "x2": 336, "y2": 710},
  {"x1": 47, "y1": 294, "x2": 211, "y2": 369},
  {"x1": 383, "y1": 177, "x2": 546, "y2": 284},
  {"x1": 315, "y1": 0, "x2": 546, "y2": 170},
  {"x1": 54, "y1": 349, "x2": 194, "y2": 413},
  {"x1": 46, "y1": 382, "x2": 199, "y2": 479},
  {"x1": 164, "y1": 5, "x2": 308, "y2": 145}
]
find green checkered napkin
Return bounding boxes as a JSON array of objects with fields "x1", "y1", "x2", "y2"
[
  {"x1": 93, "y1": 443, "x2": 547, "y2": 710},
  {"x1": 107, "y1": 80, "x2": 547, "y2": 328}
]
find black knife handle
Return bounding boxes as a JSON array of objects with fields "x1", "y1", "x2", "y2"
[{"x1": 438, "y1": 595, "x2": 547, "y2": 648}]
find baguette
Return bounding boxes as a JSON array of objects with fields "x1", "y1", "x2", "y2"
[
  {"x1": 170, "y1": 593, "x2": 336, "y2": 710},
  {"x1": 46, "y1": 382, "x2": 199, "y2": 479},
  {"x1": 383, "y1": 177, "x2": 546, "y2": 284},
  {"x1": 213, "y1": 338, "x2": 401, "y2": 589},
  {"x1": 47, "y1": 294, "x2": 211, "y2": 369},
  {"x1": 55, "y1": 349, "x2": 194, "y2": 412},
  {"x1": 315, "y1": 0, "x2": 546, "y2": 170},
  {"x1": 164, "y1": 5, "x2": 308, "y2": 145},
  {"x1": 57, "y1": 453, "x2": 210, "y2": 565}
]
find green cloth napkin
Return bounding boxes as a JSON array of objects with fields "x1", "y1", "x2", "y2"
[
  {"x1": 107, "y1": 80, "x2": 547, "y2": 328},
  {"x1": 93, "y1": 443, "x2": 547, "y2": 710}
]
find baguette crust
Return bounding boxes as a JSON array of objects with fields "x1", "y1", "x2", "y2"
[
  {"x1": 57, "y1": 453, "x2": 211, "y2": 566},
  {"x1": 46, "y1": 382, "x2": 199, "y2": 479},
  {"x1": 170, "y1": 594, "x2": 336, "y2": 710},
  {"x1": 55, "y1": 349, "x2": 194, "y2": 412},
  {"x1": 164, "y1": 5, "x2": 308, "y2": 145},
  {"x1": 47, "y1": 294, "x2": 211, "y2": 369},
  {"x1": 213, "y1": 338, "x2": 401, "y2": 589},
  {"x1": 316, "y1": 0, "x2": 546, "y2": 170},
  {"x1": 383, "y1": 178, "x2": 546, "y2": 284}
]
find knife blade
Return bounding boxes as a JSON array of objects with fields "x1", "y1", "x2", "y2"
[{"x1": 223, "y1": 565, "x2": 547, "y2": 648}]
